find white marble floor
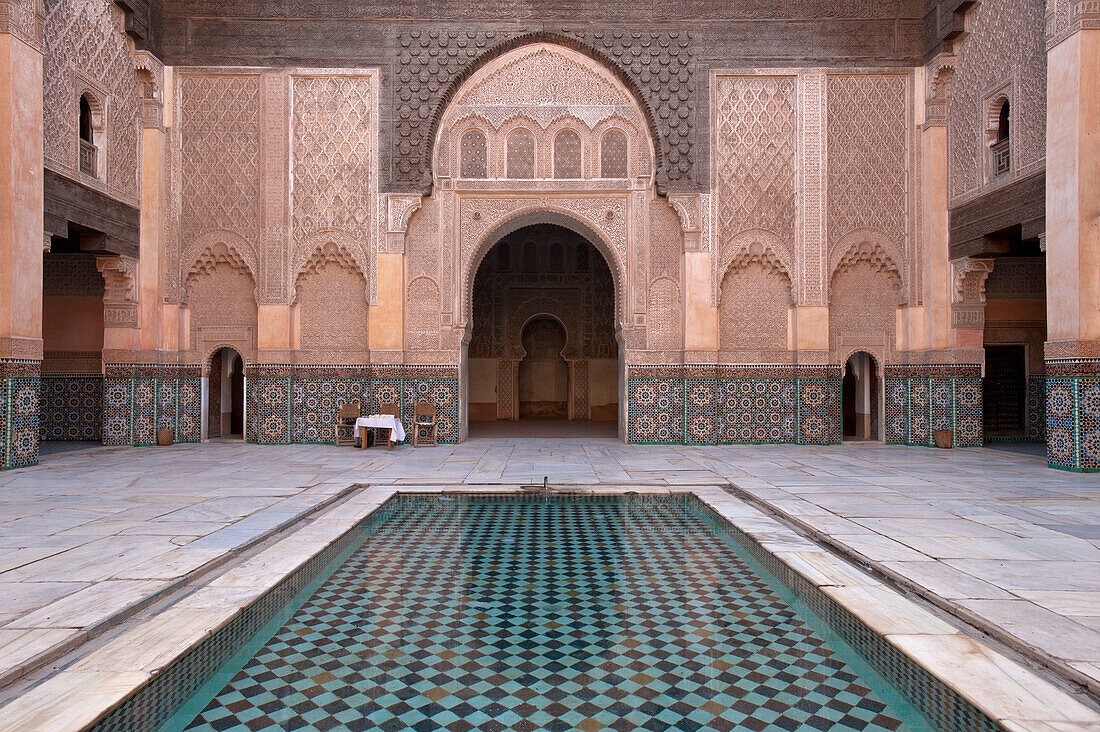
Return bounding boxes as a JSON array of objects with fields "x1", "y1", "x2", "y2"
[{"x1": 1, "y1": 438, "x2": 1098, "y2": 700}]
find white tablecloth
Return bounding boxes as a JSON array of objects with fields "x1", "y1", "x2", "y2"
[{"x1": 353, "y1": 416, "x2": 405, "y2": 443}]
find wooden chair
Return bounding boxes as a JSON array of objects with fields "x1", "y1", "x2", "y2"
[
  {"x1": 334, "y1": 401, "x2": 361, "y2": 446},
  {"x1": 412, "y1": 401, "x2": 438, "y2": 447},
  {"x1": 362, "y1": 403, "x2": 400, "y2": 450}
]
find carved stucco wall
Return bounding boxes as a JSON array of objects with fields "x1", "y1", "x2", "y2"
[
  {"x1": 826, "y1": 73, "x2": 911, "y2": 306},
  {"x1": 712, "y1": 70, "x2": 912, "y2": 333},
  {"x1": 295, "y1": 254, "x2": 370, "y2": 361},
  {"x1": 393, "y1": 29, "x2": 692, "y2": 194},
  {"x1": 948, "y1": 0, "x2": 1046, "y2": 206},
  {"x1": 43, "y1": 0, "x2": 140, "y2": 205},
  {"x1": 410, "y1": 43, "x2": 664, "y2": 364},
  {"x1": 713, "y1": 74, "x2": 797, "y2": 294},
  {"x1": 168, "y1": 68, "x2": 378, "y2": 359}
]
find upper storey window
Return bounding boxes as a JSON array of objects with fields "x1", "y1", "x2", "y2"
[
  {"x1": 78, "y1": 94, "x2": 99, "y2": 178},
  {"x1": 990, "y1": 98, "x2": 1010, "y2": 178},
  {"x1": 600, "y1": 130, "x2": 628, "y2": 178},
  {"x1": 506, "y1": 129, "x2": 535, "y2": 179},
  {"x1": 460, "y1": 130, "x2": 487, "y2": 179},
  {"x1": 553, "y1": 130, "x2": 582, "y2": 178}
]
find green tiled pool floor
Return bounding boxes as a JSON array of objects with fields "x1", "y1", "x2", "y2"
[{"x1": 171, "y1": 496, "x2": 935, "y2": 731}]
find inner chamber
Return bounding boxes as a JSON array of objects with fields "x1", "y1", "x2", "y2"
[{"x1": 468, "y1": 224, "x2": 618, "y2": 437}]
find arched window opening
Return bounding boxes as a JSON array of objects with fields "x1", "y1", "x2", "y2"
[
  {"x1": 78, "y1": 94, "x2": 98, "y2": 178},
  {"x1": 992, "y1": 98, "x2": 1010, "y2": 176},
  {"x1": 600, "y1": 129, "x2": 628, "y2": 178},
  {"x1": 553, "y1": 129, "x2": 582, "y2": 178},
  {"x1": 506, "y1": 129, "x2": 535, "y2": 179},
  {"x1": 79, "y1": 96, "x2": 93, "y2": 143},
  {"x1": 460, "y1": 129, "x2": 487, "y2": 178}
]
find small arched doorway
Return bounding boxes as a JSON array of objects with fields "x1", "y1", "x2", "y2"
[
  {"x1": 842, "y1": 352, "x2": 880, "y2": 441},
  {"x1": 207, "y1": 347, "x2": 244, "y2": 439},
  {"x1": 518, "y1": 316, "x2": 569, "y2": 419}
]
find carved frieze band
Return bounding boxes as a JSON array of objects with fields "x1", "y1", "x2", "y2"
[
  {"x1": 0, "y1": 0, "x2": 43, "y2": 49},
  {"x1": 1047, "y1": 0, "x2": 1100, "y2": 48},
  {"x1": 798, "y1": 70, "x2": 827, "y2": 306}
]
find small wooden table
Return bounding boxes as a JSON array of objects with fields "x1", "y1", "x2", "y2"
[{"x1": 354, "y1": 416, "x2": 405, "y2": 450}]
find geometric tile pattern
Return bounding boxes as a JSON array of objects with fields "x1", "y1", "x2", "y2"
[
  {"x1": 102, "y1": 372, "x2": 203, "y2": 447},
  {"x1": 38, "y1": 376, "x2": 102, "y2": 441},
  {"x1": 718, "y1": 378, "x2": 798, "y2": 444},
  {"x1": 797, "y1": 378, "x2": 841, "y2": 445},
  {"x1": 249, "y1": 371, "x2": 460, "y2": 445},
  {"x1": 2, "y1": 372, "x2": 41, "y2": 469},
  {"x1": 179, "y1": 496, "x2": 929, "y2": 732},
  {"x1": 883, "y1": 368, "x2": 982, "y2": 449},
  {"x1": 626, "y1": 377, "x2": 684, "y2": 444},
  {"x1": 1027, "y1": 375, "x2": 1046, "y2": 442},
  {"x1": 1046, "y1": 363, "x2": 1100, "y2": 472},
  {"x1": 628, "y1": 368, "x2": 838, "y2": 445}
]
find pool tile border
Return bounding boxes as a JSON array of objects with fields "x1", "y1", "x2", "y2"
[
  {"x1": 0, "y1": 485, "x2": 1095, "y2": 732},
  {"x1": 690, "y1": 487, "x2": 1100, "y2": 730}
]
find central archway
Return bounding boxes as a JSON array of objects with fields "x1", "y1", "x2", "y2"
[{"x1": 466, "y1": 223, "x2": 620, "y2": 438}]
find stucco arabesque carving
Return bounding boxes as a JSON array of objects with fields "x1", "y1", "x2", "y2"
[
  {"x1": 719, "y1": 229, "x2": 794, "y2": 303},
  {"x1": 829, "y1": 232, "x2": 906, "y2": 304},
  {"x1": 133, "y1": 50, "x2": 164, "y2": 130},
  {"x1": 292, "y1": 236, "x2": 369, "y2": 304},
  {"x1": 96, "y1": 254, "x2": 139, "y2": 329},
  {"x1": 926, "y1": 54, "x2": 956, "y2": 125},
  {"x1": 951, "y1": 257, "x2": 995, "y2": 329},
  {"x1": 183, "y1": 237, "x2": 257, "y2": 303},
  {"x1": 668, "y1": 194, "x2": 711, "y2": 253},
  {"x1": 393, "y1": 29, "x2": 693, "y2": 193},
  {"x1": 717, "y1": 233, "x2": 793, "y2": 307},
  {"x1": 0, "y1": 0, "x2": 44, "y2": 50}
]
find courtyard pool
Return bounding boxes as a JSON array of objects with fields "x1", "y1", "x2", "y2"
[{"x1": 89, "y1": 494, "x2": 1001, "y2": 731}]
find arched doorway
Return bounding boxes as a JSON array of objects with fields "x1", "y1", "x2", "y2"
[
  {"x1": 518, "y1": 316, "x2": 569, "y2": 419},
  {"x1": 207, "y1": 347, "x2": 244, "y2": 440},
  {"x1": 842, "y1": 352, "x2": 880, "y2": 441},
  {"x1": 467, "y1": 224, "x2": 618, "y2": 437}
]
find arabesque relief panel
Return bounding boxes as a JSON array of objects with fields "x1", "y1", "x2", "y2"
[{"x1": 43, "y1": 0, "x2": 140, "y2": 205}]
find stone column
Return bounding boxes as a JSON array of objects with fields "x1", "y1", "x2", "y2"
[
  {"x1": 920, "y1": 57, "x2": 955, "y2": 355},
  {"x1": 1044, "y1": 6, "x2": 1100, "y2": 470},
  {"x1": 370, "y1": 194, "x2": 419, "y2": 361},
  {"x1": 0, "y1": 0, "x2": 44, "y2": 468},
  {"x1": 135, "y1": 52, "x2": 166, "y2": 361},
  {"x1": 669, "y1": 195, "x2": 717, "y2": 358}
]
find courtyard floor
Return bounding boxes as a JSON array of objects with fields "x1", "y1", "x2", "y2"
[{"x1": 1, "y1": 438, "x2": 1098, "y2": 711}]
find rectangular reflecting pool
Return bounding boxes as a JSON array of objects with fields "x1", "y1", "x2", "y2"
[{"x1": 90, "y1": 494, "x2": 1000, "y2": 731}]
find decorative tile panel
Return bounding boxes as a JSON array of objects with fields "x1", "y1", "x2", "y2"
[
  {"x1": 39, "y1": 376, "x2": 102, "y2": 441},
  {"x1": 1027, "y1": 375, "x2": 1046, "y2": 442},
  {"x1": 684, "y1": 378, "x2": 717, "y2": 444},
  {"x1": 1046, "y1": 361, "x2": 1100, "y2": 472},
  {"x1": 133, "y1": 378, "x2": 158, "y2": 445},
  {"x1": 885, "y1": 376, "x2": 908, "y2": 444},
  {"x1": 628, "y1": 366, "x2": 832, "y2": 445},
  {"x1": 245, "y1": 368, "x2": 459, "y2": 445},
  {"x1": 882, "y1": 366, "x2": 983, "y2": 449},
  {"x1": 102, "y1": 377, "x2": 133, "y2": 446},
  {"x1": 796, "y1": 378, "x2": 841, "y2": 445},
  {"x1": 5, "y1": 375, "x2": 41, "y2": 469}
]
